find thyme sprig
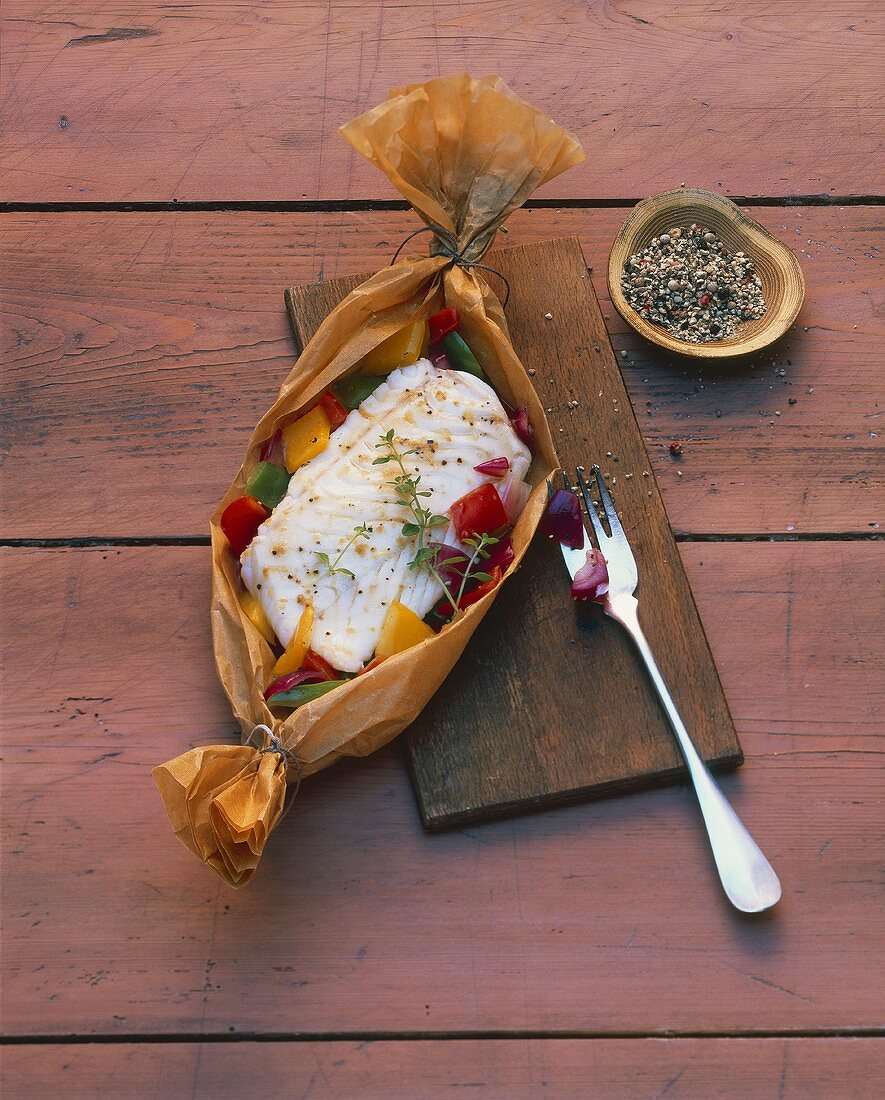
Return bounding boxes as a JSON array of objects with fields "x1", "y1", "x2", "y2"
[
  {"x1": 373, "y1": 430, "x2": 496, "y2": 618},
  {"x1": 452, "y1": 532, "x2": 498, "y2": 609},
  {"x1": 316, "y1": 522, "x2": 372, "y2": 579}
]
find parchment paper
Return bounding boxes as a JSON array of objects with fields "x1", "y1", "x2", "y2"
[{"x1": 153, "y1": 74, "x2": 584, "y2": 886}]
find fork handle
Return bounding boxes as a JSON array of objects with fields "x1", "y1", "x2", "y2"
[{"x1": 606, "y1": 594, "x2": 782, "y2": 914}]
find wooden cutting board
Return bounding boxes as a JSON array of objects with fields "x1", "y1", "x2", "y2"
[{"x1": 286, "y1": 236, "x2": 742, "y2": 830}]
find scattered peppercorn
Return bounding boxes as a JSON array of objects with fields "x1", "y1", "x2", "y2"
[
  {"x1": 669, "y1": 441, "x2": 683, "y2": 456},
  {"x1": 621, "y1": 224, "x2": 766, "y2": 343}
]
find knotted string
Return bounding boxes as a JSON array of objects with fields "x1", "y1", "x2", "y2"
[
  {"x1": 246, "y1": 724, "x2": 303, "y2": 823},
  {"x1": 390, "y1": 224, "x2": 511, "y2": 309}
]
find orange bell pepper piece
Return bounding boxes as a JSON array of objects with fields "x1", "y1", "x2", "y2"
[
  {"x1": 273, "y1": 605, "x2": 314, "y2": 675},
  {"x1": 282, "y1": 406, "x2": 331, "y2": 473}
]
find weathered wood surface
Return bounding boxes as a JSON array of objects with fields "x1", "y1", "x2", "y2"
[
  {"x1": 4, "y1": 1038, "x2": 884, "y2": 1099},
  {"x1": 1, "y1": 3, "x2": 881, "y2": 202},
  {"x1": 287, "y1": 237, "x2": 741, "y2": 827},
  {"x1": 2, "y1": 207, "x2": 881, "y2": 539},
  {"x1": 2, "y1": 542, "x2": 881, "y2": 1035}
]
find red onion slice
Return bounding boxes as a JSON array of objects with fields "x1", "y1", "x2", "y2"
[
  {"x1": 474, "y1": 456, "x2": 510, "y2": 477},
  {"x1": 500, "y1": 477, "x2": 531, "y2": 523},
  {"x1": 543, "y1": 488, "x2": 583, "y2": 549},
  {"x1": 430, "y1": 543, "x2": 469, "y2": 588},
  {"x1": 484, "y1": 536, "x2": 515, "y2": 574},
  {"x1": 510, "y1": 406, "x2": 535, "y2": 450},
  {"x1": 428, "y1": 345, "x2": 452, "y2": 371},
  {"x1": 571, "y1": 548, "x2": 609, "y2": 603},
  {"x1": 258, "y1": 429, "x2": 282, "y2": 463},
  {"x1": 263, "y1": 667, "x2": 325, "y2": 700}
]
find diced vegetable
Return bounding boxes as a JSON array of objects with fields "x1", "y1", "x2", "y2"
[
  {"x1": 473, "y1": 456, "x2": 510, "y2": 477},
  {"x1": 264, "y1": 667, "x2": 325, "y2": 700},
  {"x1": 543, "y1": 488, "x2": 583, "y2": 550},
  {"x1": 360, "y1": 320, "x2": 428, "y2": 375},
  {"x1": 245, "y1": 461, "x2": 290, "y2": 509},
  {"x1": 428, "y1": 307, "x2": 459, "y2": 344},
  {"x1": 484, "y1": 536, "x2": 515, "y2": 574},
  {"x1": 240, "y1": 590, "x2": 276, "y2": 644},
  {"x1": 509, "y1": 406, "x2": 535, "y2": 450},
  {"x1": 435, "y1": 565, "x2": 503, "y2": 618},
  {"x1": 357, "y1": 655, "x2": 386, "y2": 676},
  {"x1": 272, "y1": 605, "x2": 314, "y2": 675},
  {"x1": 571, "y1": 548, "x2": 609, "y2": 603},
  {"x1": 441, "y1": 330, "x2": 486, "y2": 380},
  {"x1": 428, "y1": 346, "x2": 452, "y2": 371},
  {"x1": 317, "y1": 389, "x2": 348, "y2": 430},
  {"x1": 265, "y1": 679, "x2": 340, "y2": 709},
  {"x1": 333, "y1": 372, "x2": 384, "y2": 410},
  {"x1": 221, "y1": 495, "x2": 269, "y2": 556},
  {"x1": 450, "y1": 483, "x2": 509, "y2": 541},
  {"x1": 431, "y1": 543, "x2": 469, "y2": 588},
  {"x1": 500, "y1": 476, "x2": 531, "y2": 523},
  {"x1": 282, "y1": 406, "x2": 331, "y2": 473},
  {"x1": 375, "y1": 600, "x2": 436, "y2": 659},
  {"x1": 258, "y1": 430, "x2": 282, "y2": 463},
  {"x1": 302, "y1": 648, "x2": 340, "y2": 681}
]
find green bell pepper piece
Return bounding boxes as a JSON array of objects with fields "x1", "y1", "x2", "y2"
[
  {"x1": 266, "y1": 679, "x2": 341, "y2": 709},
  {"x1": 441, "y1": 331, "x2": 487, "y2": 381},
  {"x1": 245, "y1": 461, "x2": 290, "y2": 509},
  {"x1": 333, "y1": 372, "x2": 384, "y2": 410}
]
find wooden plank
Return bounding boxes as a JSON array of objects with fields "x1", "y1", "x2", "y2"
[
  {"x1": 4, "y1": 1039, "x2": 883, "y2": 1099},
  {"x1": 1, "y1": 3, "x2": 881, "y2": 202},
  {"x1": 287, "y1": 236, "x2": 742, "y2": 827},
  {"x1": 1, "y1": 543, "x2": 881, "y2": 1035},
  {"x1": 1, "y1": 207, "x2": 881, "y2": 539}
]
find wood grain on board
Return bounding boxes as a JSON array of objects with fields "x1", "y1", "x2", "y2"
[
  {"x1": 2, "y1": 543, "x2": 881, "y2": 1035},
  {"x1": 2, "y1": 207, "x2": 881, "y2": 539},
  {"x1": 287, "y1": 236, "x2": 742, "y2": 826},
  {"x1": 4, "y1": 1039, "x2": 884, "y2": 1100},
  {"x1": 1, "y1": 3, "x2": 881, "y2": 202}
]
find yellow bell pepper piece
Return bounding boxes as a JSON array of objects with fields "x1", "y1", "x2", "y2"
[
  {"x1": 240, "y1": 591, "x2": 276, "y2": 644},
  {"x1": 282, "y1": 406, "x2": 331, "y2": 473},
  {"x1": 360, "y1": 320, "x2": 428, "y2": 376},
  {"x1": 375, "y1": 600, "x2": 436, "y2": 659},
  {"x1": 273, "y1": 605, "x2": 314, "y2": 675}
]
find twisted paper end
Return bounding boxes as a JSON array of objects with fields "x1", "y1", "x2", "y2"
[{"x1": 152, "y1": 732, "x2": 293, "y2": 888}]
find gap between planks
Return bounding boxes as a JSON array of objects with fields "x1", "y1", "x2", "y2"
[
  {"x1": 1, "y1": 196, "x2": 883, "y2": 215},
  {"x1": 3, "y1": 1028, "x2": 884, "y2": 1046},
  {"x1": 1, "y1": 534, "x2": 881, "y2": 549}
]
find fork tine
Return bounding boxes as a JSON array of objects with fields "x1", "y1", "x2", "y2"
[
  {"x1": 575, "y1": 467, "x2": 608, "y2": 548},
  {"x1": 593, "y1": 466, "x2": 623, "y2": 534}
]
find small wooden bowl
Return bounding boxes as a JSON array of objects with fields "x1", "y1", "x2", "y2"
[{"x1": 608, "y1": 188, "x2": 805, "y2": 359}]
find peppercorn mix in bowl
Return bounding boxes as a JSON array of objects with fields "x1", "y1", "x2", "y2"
[{"x1": 608, "y1": 188, "x2": 805, "y2": 359}]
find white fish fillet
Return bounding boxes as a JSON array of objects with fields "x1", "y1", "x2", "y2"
[{"x1": 240, "y1": 360, "x2": 531, "y2": 673}]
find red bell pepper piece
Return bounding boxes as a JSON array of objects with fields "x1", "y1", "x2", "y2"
[
  {"x1": 435, "y1": 565, "x2": 503, "y2": 618},
  {"x1": 317, "y1": 389, "x2": 348, "y2": 431},
  {"x1": 428, "y1": 307, "x2": 459, "y2": 345},
  {"x1": 450, "y1": 483, "x2": 509, "y2": 541},
  {"x1": 220, "y1": 495, "x2": 269, "y2": 556},
  {"x1": 302, "y1": 648, "x2": 341, "y2": 681}
]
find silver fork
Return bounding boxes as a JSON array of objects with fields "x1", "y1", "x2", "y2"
[{"x1": 562, "y1": 466, "x2": 782, "y2": 914}]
